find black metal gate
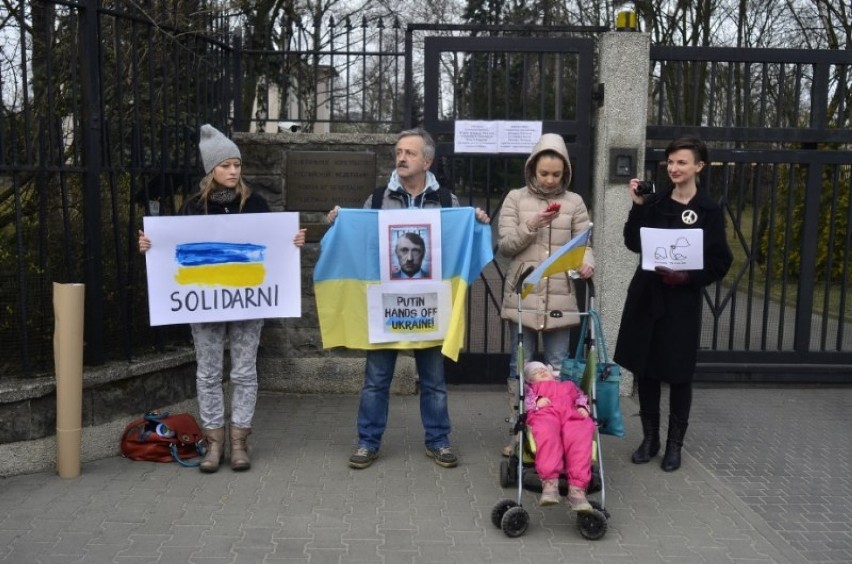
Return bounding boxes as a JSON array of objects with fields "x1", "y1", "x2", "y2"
[
  {"x1": 646, "y1": 46, "x2": 852, "y2": 381},
  {"x1": 418, "y1": 35, "x2": 597, "y2": 384},
  {"x1": 422, "y1": 39, "x2": 852, "y2": 384}
]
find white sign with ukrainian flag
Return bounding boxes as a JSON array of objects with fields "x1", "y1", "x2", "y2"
[{"x1": 143, "y1": 213, "x2": 302, "y2": 325}]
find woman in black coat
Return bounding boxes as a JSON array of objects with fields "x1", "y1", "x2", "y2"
[{"x1": 614, "y1": 136, "x2": 732, "y2": 472}]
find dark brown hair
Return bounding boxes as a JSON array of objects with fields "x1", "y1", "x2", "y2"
[{"x1": 665, "y1": 136, "x2": 708, "y2": 165}]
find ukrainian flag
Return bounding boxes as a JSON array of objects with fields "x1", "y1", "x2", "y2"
[
  {"x1": 174, "y1": 242, "x2": 267, "y2": 287},
  {"x1": 521, "y1": 226, "x2": 592, "y2": 298},
  {"x1": 314, "y1": 208, "x2": 493, "y2": 361}
]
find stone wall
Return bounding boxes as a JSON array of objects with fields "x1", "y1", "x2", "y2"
[{"x1": 0, "y1": 350, "x2": 198, "y2": 477}]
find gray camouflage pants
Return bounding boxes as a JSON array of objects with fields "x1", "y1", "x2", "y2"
[{"x1": 190, "y1": 319, "x2": 263, "y2": 430}]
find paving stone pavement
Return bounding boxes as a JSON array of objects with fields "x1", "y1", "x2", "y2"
[{"x1": 0, "y1": 384, "x2": 847, "y2": 564}]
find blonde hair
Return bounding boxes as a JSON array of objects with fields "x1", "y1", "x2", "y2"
[{"x1": 192, "y1": 169, "x2": 252, "y2": 213}]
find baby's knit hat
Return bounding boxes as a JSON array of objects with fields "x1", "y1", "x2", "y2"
[
  {"x1": 523, "y1": 361, "x2": 557, "y2": 382},
  {"x1": 198, "y1": 124, "x2": 241, "y2": 174}
]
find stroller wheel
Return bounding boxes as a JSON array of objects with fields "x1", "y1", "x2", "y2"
[
  {"x1": 577, "y1": 509, "x2": 608, "y2": 540},
  {"x1": 589, "y1": 500, "x2": 611, "y2": 519},
  {"x1": 491, "y1": 499, "x2": 517, "y2": 528},
  {"x1": 501, "y1": 506, "x2": 530, "y2": 537},
  {"x1": 499, "y1": 460, "x2": 511, "y2": 488}
]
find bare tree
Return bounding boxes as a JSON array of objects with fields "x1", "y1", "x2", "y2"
[
  {"x1": 370, "y1": 0, "x2": 466, "y2": 24},
  {"x1": 782, "y1": 0, "x2": 851, "y2": 130},
  {"x1": 731, "y1": 0, "x2": 794, "y2": 48},
  {"x1": 784, "y1": 0, "x2": 851, "y2": 50},
  {"x1": 563, "y1": 0, "x2": 614, "y2": 27}
]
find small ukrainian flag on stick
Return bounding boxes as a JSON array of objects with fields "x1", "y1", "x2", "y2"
[{"x1": 521, "y1": 225, "x2": 592, "y2": 299}]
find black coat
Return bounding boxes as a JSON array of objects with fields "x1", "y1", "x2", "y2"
[{"x1": 613, "y1": 188, "x2": 732, "y2": 383}]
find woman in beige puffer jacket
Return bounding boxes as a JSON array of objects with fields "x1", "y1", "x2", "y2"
[{"x1": 497, "y1": 133, "x2": 594, "y2": 455}]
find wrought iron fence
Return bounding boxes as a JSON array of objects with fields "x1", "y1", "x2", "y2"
[
  {"x1": 0, "y1": 1, "x2": 409, "y2": 378},
  {"x1": 235, "y1": 16, "x2": 406, "y2": 134},
  {"x1": 645, "y1": 46, "x2": 852, "y2": 373},
  {"x1": 3, "y1": 0, "x2": 851, "y2": 381}
]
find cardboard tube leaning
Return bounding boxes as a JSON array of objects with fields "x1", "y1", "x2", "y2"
[{"x1": 53, "y1": 282, "x2": 85, "y2": 478}]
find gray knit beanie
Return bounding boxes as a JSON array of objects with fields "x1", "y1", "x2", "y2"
[{"x1": 198, "y1": 124, "x2": 241, "y2": 174}]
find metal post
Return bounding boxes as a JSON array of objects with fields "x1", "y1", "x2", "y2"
[
  {"x1": 79, "y1": 0, "x2": 104, "y2": 365},
  {"x1": 232, "y1": 28, "x2": 245, "y2": 131},
  {"x1": 403, "y1": 25, "x2": 413, "y2": 129}
]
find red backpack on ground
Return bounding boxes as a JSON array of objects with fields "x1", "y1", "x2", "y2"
[{"x1": 120, "y1": 411, "x2": 205, "y2": 467}]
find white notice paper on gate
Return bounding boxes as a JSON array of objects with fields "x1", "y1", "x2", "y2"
[{"x1": 454, "y1": 120, "x2": 542, "y2": 154}]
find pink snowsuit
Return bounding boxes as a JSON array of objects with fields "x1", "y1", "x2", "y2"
[{"x1": 525, "y1": 379, "x2": 595, "y2": 488}]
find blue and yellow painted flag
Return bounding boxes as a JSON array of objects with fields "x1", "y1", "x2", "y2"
[
  {"x1": 521, "y1": 226, "x2": 591, "y2": 298},
  {"x1": 174, "y1": 242, "x2": 267, "y2": 287},
  {"x1": 313, "y1": 208, "x2": 493, "y2": 361}
]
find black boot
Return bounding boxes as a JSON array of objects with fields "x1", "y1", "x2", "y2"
[
  {"x1": 631, "y1": 412, "x2": 660, "y2": 464},
  {"x1": 661, "y1": 415, "x2": 688, "y2": 472}
]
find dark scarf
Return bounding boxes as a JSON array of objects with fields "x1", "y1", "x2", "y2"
[{"x1": 209, "y1": 188, "x2": 238, "y2": 205}]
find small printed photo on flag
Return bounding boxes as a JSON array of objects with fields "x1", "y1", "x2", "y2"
[
  {"x1": 389, "y1": 226, "x2": 433, "y2": 280},
  {"x1": 379, "y1": 209, "x2": 443, "y2": 282}
]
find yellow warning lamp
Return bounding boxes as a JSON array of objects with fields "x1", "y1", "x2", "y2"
[{"x1": 616, "y1": 10, "x2": 639, "y2": 31}]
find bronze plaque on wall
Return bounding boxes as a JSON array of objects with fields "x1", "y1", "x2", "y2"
[{"x1": 287, "y1": 151, "x2": 376, "y2": 211}]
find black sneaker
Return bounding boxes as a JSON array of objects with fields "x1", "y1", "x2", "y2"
[
  {"x1": 426, "y1": 446, "x2": 458, "y2": 468},
  {"x1": 349, "y1": 446, "x2": 378, "y2": 469}
]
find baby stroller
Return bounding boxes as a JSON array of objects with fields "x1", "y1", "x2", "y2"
[{"x1": 491, "y1": 270, "x2": 610, "y2": 540}]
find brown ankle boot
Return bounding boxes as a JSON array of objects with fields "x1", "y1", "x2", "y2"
[
  {"x1": 229, "y1": 426, "x2": 252, "y2": 471},
  {"x1": 567, "y1": 486, "x2": 593, "y2": 512},
  {"x1": 538, "y1": 478, "x2": 560, "y2": 506},
  {"x1": 199, "y1": 427, "x2": 225, "y2": 473}
]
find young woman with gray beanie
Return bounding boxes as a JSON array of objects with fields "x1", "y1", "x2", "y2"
[{"x1": 138, "y1": 124, "x2": 306, "y2": 473}]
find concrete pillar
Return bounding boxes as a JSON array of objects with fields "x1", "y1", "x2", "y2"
[{"x1": 591, "y1": 31, "x2": 651, "y2": 395}]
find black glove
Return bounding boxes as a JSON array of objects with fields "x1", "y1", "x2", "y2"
[{"x1": 654, "y1": 266, "x2": 689, "y2": 287}]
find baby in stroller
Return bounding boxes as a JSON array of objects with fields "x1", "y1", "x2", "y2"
[{"x1": 523, "y1": 361, "x2": 596, "y2": 511}]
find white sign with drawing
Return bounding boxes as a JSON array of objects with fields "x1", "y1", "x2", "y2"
[
  {"x1": 143, "y1": 213, "x2": 302, "y2": 325},
  {"x1": 640, "y1": 228, "x2": 704, "y2": 271}
]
